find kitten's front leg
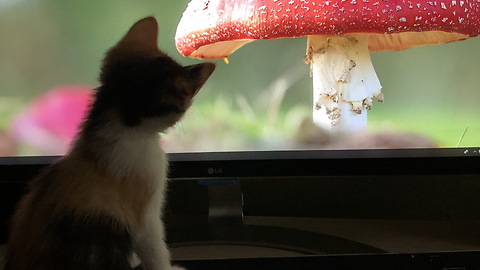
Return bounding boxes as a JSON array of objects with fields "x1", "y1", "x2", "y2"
[{"x1": 133, "y1": 217, "x2": 185, "y2": 270}]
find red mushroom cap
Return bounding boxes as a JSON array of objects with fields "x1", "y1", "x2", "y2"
[{"x1": 175, "y1": 0, "x2": 480, "y2": 59}]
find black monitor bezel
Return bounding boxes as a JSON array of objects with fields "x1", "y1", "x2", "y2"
[
  {"x1": 167, "y1": 147, "x2": 480, "y2": 179},
  {"x1": 0, "y1": 147, "x2": 479, "y2": 180}
]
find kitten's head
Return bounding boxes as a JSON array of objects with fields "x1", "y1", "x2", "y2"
[{"x1": 94, "y1": 17, "x2": 215, "y2": 132}]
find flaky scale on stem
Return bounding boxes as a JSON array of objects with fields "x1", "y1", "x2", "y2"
[{"x1": 305, "y1": 34, "x2": 383, "y2": 132}]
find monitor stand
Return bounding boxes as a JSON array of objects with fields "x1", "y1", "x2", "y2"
[{"x1": 166, "y1": 179, "x2": 386, "y2": 257}]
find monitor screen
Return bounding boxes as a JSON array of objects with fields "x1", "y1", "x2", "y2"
[
  {"x1": 1, "y1": 0, "x2": 480, "y2": 265},
  {"x1": 1, "y1": 0, "x2": 479, "y2": 157}
]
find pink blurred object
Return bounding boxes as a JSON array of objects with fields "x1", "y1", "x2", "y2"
[{"x1": 11, "y1": 85, "x2": 93, "y2": 155}]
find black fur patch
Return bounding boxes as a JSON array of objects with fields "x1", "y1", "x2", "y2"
[
  {"x1": 93, "y1": 56, "x2": 186, "y2": 127},
  {"x1": 29, "y1": 213, "x2": 133, "y2": 270}
]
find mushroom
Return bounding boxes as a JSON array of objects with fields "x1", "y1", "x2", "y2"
[
  {"x1": 175, "y1": 0, "x2": 480, "y2": 133},
  {"x1": 11, "y1": 85, "x2": 93, "y2": 155}
]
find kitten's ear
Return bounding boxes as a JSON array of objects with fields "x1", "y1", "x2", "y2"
[
  {"x1": 101, "y1": 17, "x2": 167, "y2": 83},
  {"x1": 110, "y1": 17, "x2": 165, "y2": 57},
  {"x1": 185, "y1": 63, "x2": 216, "y2": 91}
]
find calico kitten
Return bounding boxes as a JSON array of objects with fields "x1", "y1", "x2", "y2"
[{"x1": 5, "y1": 17, "x2": 215, "y2": 270}]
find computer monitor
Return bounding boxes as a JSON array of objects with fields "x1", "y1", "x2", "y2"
[{"x1": 1, "y1": 0, "x2": 479, "y2": 267}]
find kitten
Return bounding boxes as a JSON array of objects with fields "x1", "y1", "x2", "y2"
[{"x1": 4, "y1": 17, "x2": 215, "y2": 270}]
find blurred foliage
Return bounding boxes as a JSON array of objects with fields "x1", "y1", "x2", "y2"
[{"x1": 1, "y1": 0, "x2": 479, "y2": 155}]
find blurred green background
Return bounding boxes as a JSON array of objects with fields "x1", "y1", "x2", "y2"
[{"x1": 1, "y1": 0, "x2": 479, "y2": 155}]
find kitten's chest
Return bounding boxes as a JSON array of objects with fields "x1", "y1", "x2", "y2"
[
  {"x1": 63, "y1": 134, "x2": 169, "y2": 227},
  {"x1": 101, "y1": 135, "x2": 169, "y2": 206}
]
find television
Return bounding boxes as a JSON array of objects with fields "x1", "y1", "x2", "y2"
[{"x1": 1, "y1": 1, "x2": 480, "y2": 269}]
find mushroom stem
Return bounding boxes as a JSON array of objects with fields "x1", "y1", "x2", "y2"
[{"x1": 305, "y1": 34, "x2": 383, "y2": 133}]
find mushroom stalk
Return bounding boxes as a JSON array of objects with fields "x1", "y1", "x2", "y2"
[{"x1": 305, "y1": 34, "x2": 383, "y2": 132}]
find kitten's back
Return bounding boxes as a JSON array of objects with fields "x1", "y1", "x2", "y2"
[{"x1": 5, "y1": 158, "x2": 135, "y2": 270}]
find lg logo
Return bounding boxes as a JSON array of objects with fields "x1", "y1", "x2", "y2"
[{"x1": 207, "y1": 167, "x2": 223, "y2": 175}]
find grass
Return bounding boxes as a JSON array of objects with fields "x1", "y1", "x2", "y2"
[
  {"x1": 163, "y1": 96, "x2": 480, "y2": 152},
  {"x1": 163, "y1": 96, "x2": 310, "y2": 152},
  {"x1": 368, "y1": 106, "x2": 479, "y2": 148},
  {"x1": 3, "y1": 92, "x2": 478, "y2": 155}
]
